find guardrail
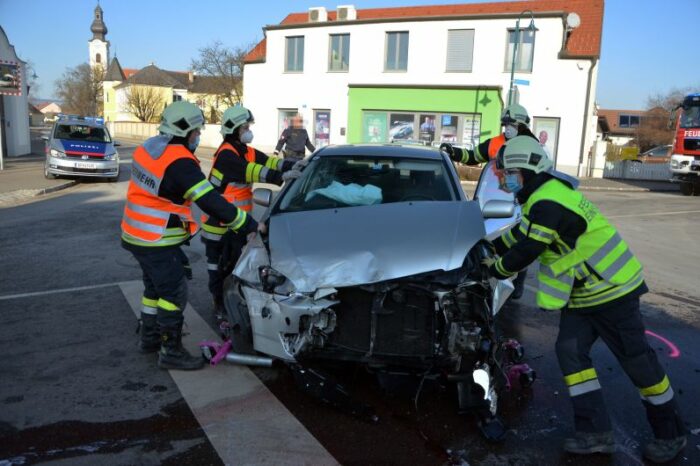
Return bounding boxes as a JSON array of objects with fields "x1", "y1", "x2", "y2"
[{"x1": 603, "y1": 160, "x2": 671, "y2": 181}]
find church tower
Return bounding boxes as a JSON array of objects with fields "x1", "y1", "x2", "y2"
[{"x1": 88, "y1": 3, "x2": 110, "y2": 70}]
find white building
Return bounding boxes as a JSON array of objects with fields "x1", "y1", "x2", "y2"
[
  {"x1": 0, "y1": 25, "x2": 30, "y2": 162},
  {"x1": 243, "y1": 0, "x2": 604, "y2": 176},
  {"x1": 88, "y1": 3, "x2": 109, "y2": 71}
]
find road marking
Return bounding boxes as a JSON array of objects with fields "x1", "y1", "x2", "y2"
[
  {"x1": 0, "y1": 281, "x2": 129, "y2": 301},
  {"x1": 607, "y1": 209, "x2": 700, "y2": 219},
  {"x1": 118, "y1": 281, "x2": 338, "y2": 466}
]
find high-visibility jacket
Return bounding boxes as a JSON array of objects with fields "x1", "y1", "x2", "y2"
[
  {"x1": 201, "y1": 143, "x2": 256, "y2": 241},
  {"x1": 522, "y1": 179, "x2": 644, "y2": 310},
  {"x1": 121, "y1": 145, "x2": 210, "y2": 247},
  {"x1": 485, "y1": 133, "x2": 506, "y2": 159},
  {"x1": 466, "y1": 133, "x2": 507, "y2": 164}
]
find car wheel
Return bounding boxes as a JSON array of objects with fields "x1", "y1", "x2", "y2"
[
  {"x1": 680, "y1": 182, "x2": 694, "y2": 196},
  {"x1": 223, "y1": 276, "x2": 255, "y2": 354},
  {"x1": 44, "y1": 162, "x2": 57, "y2": 180},
  {"x1": 693, "y1": 183, "x2": 700, "y2": 196}
]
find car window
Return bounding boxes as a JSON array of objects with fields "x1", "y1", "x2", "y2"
[
  {"x1": 650, "y1": 146, "x2": 669, "y2": 157},
  {"x1": 276, "y1": 155, "x2": 456, "y2": 212},
  {"x1": 53, "y1": 124, "x2": 111, "y2": 143}
]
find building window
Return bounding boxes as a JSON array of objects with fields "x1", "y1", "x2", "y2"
[
  {"x1": 329, "y1": 34, "x2": 350, "y2": 72},
  {"x1": 385, "y1": 31, "x2": 409, "y2": 72},
  {"x1": 619, "y1": 115, "x2": 640, "y2": 128},
  {"x1": 96, "y1": 53, "x2": 101, "y2": 64},
  {"x1": 446, "y1": 29, "x2": 474, "y2": 72},
  {"x1": 285, "y1": 36, "x2": 304, "y2": 72},
  {"x1": 173, "y1": 94, "x2": 183, "y2": 102},
  {"x1": 504, "y1": 28, "x2": 535, "y2": 72},
  {"x1": 105, "y1": 91, "x2": 109, "y2": 103}
]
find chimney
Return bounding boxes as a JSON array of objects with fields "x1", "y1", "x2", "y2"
[{"x1": 188, "y1": 70, "x2": 194, "y2": 84}]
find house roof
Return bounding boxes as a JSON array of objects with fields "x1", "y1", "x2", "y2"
[
  {"x1": 189, "y1": 75, "x2": 233, "y2": 95},
  {"x1": 123, "y1": 68, "x2": 138, "y2": 79},
  {"x1": 114, "y1": 64, "x2": 188, "y2": 90},
  {"x1": 244, "y1": 0, "x2": 604, "y2": 63},
  {"x1": 597, "y1": 109, "x2": 644, "y2": 135},
  {"x1": 28, "y1": 103, "x2": 42, "y2": 115},
  {"x1": 104, "y1": 56, "x2": 125, "y2": 81}
]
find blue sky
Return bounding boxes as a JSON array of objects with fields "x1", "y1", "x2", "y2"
[{"x1": 1, "y1": 0, "x2": 698, "y2": 109}]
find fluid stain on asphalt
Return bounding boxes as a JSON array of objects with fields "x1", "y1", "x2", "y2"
[{"x1": 0, "y1": 400, "x2": 222, "y2": 465}]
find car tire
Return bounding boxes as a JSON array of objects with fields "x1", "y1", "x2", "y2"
[
  {"x1": 223, "y1": 276, "x2": 255, "y2": 355},
  {"x1": 680, "y1": 182, "x2": 694, "y2": 196},
  {"x1": 44, "y1": 162, "x2": 57, "y2": 180}
]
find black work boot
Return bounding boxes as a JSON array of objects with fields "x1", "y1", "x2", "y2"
[
  {"x1": 157, "y1": 311, "x2": 204, "y2": 371},
  {"x1": 564, "y1": 431, "x2": 615, "y2": 455},
  {"x1": 643, "y1": 436, "x2": 687, "y2": 463},
  {"x1": 138, "y1": 312, "x2": 160, "y2": 353}
]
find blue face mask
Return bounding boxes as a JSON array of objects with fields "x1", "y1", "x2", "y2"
[
  {"x1": 188, "y1": 135, "x2": 200, "y2": 152},
  {"x1": 504, "y1": 173, "x2": 523, "y2": 193}
]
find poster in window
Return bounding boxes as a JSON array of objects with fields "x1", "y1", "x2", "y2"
[
  {"x1": 362, "y1": 112, "x2": 387, "y2": 143},
  {"x1": 389, "y1": 113, "x2": 414, "y2": 141},
  {"x1": 461, "y1": 114, "x2": 481, "y2": 149},
  {"x1": 439, "y1": 115, "x2": 459, "y2": 143},
  {"x1": 314, "y1": 110, "x2": 331, "y2": 148},
  {"x1": 0, "y1": 60, "x2": 22, "y2": 96},
  {"x1": 532, "y1": 117, "x2": 560, "y2": 165},
  {"x1": 418, "y1": 114, "x2": 436, "y2": 144}
]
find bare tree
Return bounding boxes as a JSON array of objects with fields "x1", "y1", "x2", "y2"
[
  {"x1": 124, "y1": 86, "x2": 165, "y2": 122},
  {"x1": 54, "y1": 63, "x2": 104, "y2": 116},
  {"x1": 190, "y1": 40, "x2": 256, "y2": 106},
  {"x1": 637, "y1": 86, "x2": 699, "y2": 151}
]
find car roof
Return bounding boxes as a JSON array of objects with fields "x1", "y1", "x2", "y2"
[{"x1": 316, "y1": 143, "x2": 443, "y2": 160}]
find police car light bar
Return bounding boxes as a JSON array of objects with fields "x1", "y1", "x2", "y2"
[{"x1": 57, "y1": 114, "x2": 105, "y2": 125}]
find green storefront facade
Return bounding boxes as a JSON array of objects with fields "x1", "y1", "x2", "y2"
[{"x1": 347, "y1": 85, "x2": 504, "y2": 148}]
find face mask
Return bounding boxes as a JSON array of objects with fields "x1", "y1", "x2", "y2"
[
  {"x1": 504, "y1": 125, "x2": 518, "y2": 139},
  {"x1": 188, "y1": 135, "x2": 200, "y2": 152},
  {"x1": 240, "y1": 130, "x2": 254, "y2": 144},
  {"x1": 503, "y1": 173, "x2": 523, "y2": 193}
]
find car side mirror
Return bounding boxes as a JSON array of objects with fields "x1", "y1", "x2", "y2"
[
  {"x1": 113, "y1": 141, "x2": 121, "y2": 147},
  {"x1": 482, "y1": 199, "x2": 515, "y2": 219},
  {"x1": 253, "y1": 188, "x2": 272, "y2": 207}
]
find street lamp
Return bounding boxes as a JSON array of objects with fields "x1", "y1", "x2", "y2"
[{"x1": 508, "y1": 10, "x2": 536, "y2": 106}]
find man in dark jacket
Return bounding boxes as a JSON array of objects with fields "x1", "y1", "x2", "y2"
[{"x1": 274, "y1": 115, "x2": 315, "y2": 160}]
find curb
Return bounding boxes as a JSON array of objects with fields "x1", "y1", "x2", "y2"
[{"x1": 39, "y1": 180, "x2": 79, "y2": 195}]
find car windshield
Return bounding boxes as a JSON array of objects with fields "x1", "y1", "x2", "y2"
[
  {"x1": 276, "y1": 155, "x2": 456, "y2": 213},
  {"x1": 53, "y1": 124, "x2": 111, "y2": 143},
  {"x1": 680, "y1": 105, "x2": 700, "y2": 129}
]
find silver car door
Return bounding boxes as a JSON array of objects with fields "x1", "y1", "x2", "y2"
[{"x1": 474, "y1": 160, "x2": 520, "y2": 241}]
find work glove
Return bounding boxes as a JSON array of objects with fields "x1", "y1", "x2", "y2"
[
  {"x1": 282, "y1": 169, "x2": 302, "y2": 182},
  {"x1": 481, "y1": 256, "x2": 497, "y2": 268},
  {"x1": 439, "y1": 143, "x2": 462, "y2": 163},
  {"x1": 292, "y1": 157, "x2": 310, "y2": 171}
]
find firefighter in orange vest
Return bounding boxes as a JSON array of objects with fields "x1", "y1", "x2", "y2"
[
  {"x1": 202, "y1": 106, "x2": 301, "y2": 318},
  {"x1": 121, "y1": 101, "x2": 261, "y2": 371},
  {"x1": 440, "y1": 103, "x2": 537, "y2": 300}
]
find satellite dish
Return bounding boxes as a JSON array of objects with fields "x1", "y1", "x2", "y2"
[{"x1": 566, "y1": 12, "x2": 581, "y2": 30}]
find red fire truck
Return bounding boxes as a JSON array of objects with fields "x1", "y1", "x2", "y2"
[{"x1": 670, "y1": 93, "x2": 700, "y2": 195}]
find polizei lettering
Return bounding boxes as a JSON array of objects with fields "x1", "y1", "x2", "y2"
[{"x1": 132, "y1": 164, "x2": 157, "y2": 190}]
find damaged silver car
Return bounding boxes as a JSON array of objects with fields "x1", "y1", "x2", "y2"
[{"x1": 209, "y1": 144, "x2": 534, "y2": 438}]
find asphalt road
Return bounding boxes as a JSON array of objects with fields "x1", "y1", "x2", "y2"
[{"x1": 0, "y1": 144, "x2": 699, "y2": 465}]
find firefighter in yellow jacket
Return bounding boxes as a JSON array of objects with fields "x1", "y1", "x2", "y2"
[
  {"x1": 121, "y1": 101, "x2": 260, "y2": 371},
  {"x1": 201, "y1": 106, "x2": 300, "y2": 319},
  {"x1": 485, "y1": 136, "x2": 685, "y2": 463}
]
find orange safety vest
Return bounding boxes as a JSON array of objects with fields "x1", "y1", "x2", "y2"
[
  {"x1": 121, "y1": 145, "x2": 199, "y2": 247},
  {"x1": 487, "y1": 133, "x2": 507, "y2": 159},
  {"x1": 206, "y1": 142, "x2": 256, "y2": 213}
]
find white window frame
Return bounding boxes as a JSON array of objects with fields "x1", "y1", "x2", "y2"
[
  {"x1": 285, "y1": 36, "x2": 304, "y2": 73},
  {"x1": 384, "y1": 31, "x2": 409, "y2": 72},
  {"x1": 504, "y1": 28, "x2": 536, "y2": 73},
  {"x1": 328, "y1": 33, "x2": 350, "y2": 72},
  {"x1": 446, "y1": 29, "x2": 475, "y2": 72}
]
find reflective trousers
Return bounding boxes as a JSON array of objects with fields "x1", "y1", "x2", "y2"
[
  {"x1": 555, "y1": 296, "x2": 684, "y2": 439},
  {"x1": 203, "y1": 231, "x2": 246, "y2": 305},
  {"x1": 130, "y1": 246, "x2": 188, "y2": 319}
]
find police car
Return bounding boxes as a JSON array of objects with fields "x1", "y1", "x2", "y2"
[{"x1": 43, "y1": 115, "x2": 120, "y2": 181}]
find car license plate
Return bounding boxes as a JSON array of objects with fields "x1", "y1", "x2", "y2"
[{"x1": 76, "y1": 162, "x2": 97, "y2": 169}]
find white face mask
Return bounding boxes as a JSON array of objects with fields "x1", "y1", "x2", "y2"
[
  {"x1": 504, "y1": 125, "x2": 518, "y2": 139},
  {"x1": 240, "y1": 129, "x2": 254, "y2": 144}
]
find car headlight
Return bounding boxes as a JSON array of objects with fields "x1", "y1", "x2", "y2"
[
  {"x1": 259, "y1": 266, "x2": 292, "y2": 294},
  {"x1": 49, "y1": 149, "x2": 66, "y2": 158},
  {"x1": 104, "y1": 151, "x2": 119, "y2": 161}
]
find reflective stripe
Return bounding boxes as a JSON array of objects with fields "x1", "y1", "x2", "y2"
[
  {"x1": 211, "y1": 168, "x2": 224, "y2": 181},
  {"x1": 538, "y1": 280, "x2": 573, "y2": 302},
  {"x1": 569, "y1": 271, "x2": 644, "y2": 308},
  {"x1": 141, "y1": 305, "x2": 158, "y2": 315},
  {"x1": 130, "y1": 160, "x2": 163, "y2": 194},
  {"x1": 600, "y1": 248, "x2": 635, "y2": 279},
  {"x1": 568, "y1": 379, "x2": 601, "y2": 397},
  {"x1": 588, "y1": 233, "x2": 623, "y2": 266},
  {"x1": 123, "y1": 216, "x2": 163, "y2": 234},
  {"x1": 265, "y1": 157, "x2": 278, "y2": 169},
  {"x1": 642, "y1": 387, "x2": 674, "y2": 406},
  {"x1": 126, "y1": 202, "x2": 170, "y2": 220},
  {"x1": 209, "y1": 176, "x2": 222, "y2": 187},
  {"x1": 202, "y1": 231, "x2": 224, "y2": 241},
  {"x1": 495, "y1": 259, "x2": 513, "y2": 277},
  {"x1": 259, "y1": 166, "x2": 270, "y2": 182},
  {"x1": 564, "y1": 368, "x2": 598, "y2": 386},
  {"x1": 245, "y1": 163, "x2": 264, "y2": 183},
  {"x1": 228, "y1": 209, "x2": 248, "y2": 231},
  {"x1": 503, "y1": 228, "x2": 517, "y2": 248},
  {"x1": 640, "y1": 375, "x2": 670, "y2": 397},
  {"x1": 184, "y1": 180, "x2": 214, "y2": 201},
  {"x1": 528, "y1": 225, "x2": 557, "y2": 244},
  {"x1": 157, "y1": 298, "x2": 180, "y2": 311},
  {"x1": 207, "y1": 263, "x2": 219, "y2": 271},
  {"x1": 121, "y1": 232, "x2": 188, "y2": 247},
  {"x1": 202, "y1": 223, "x2": 228, "y2": 234},
  {"x1": 142, "y1": 297, "x2": 159, "y2": 307}
]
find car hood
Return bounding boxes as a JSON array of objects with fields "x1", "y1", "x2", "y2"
[{"x1": 268, "y1": 201, "x2": 487, "y2": 292}]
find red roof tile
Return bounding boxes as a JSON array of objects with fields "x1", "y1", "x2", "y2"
[
  {"x1": 244, "y1": 0, "x2": 603, "y2": 63},
  {"x1": 123, "y1": 68, "x2": 139, "y2": 78}
]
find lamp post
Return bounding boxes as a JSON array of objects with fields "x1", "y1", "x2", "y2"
[{"x1": 508, "y1": 10, "x2": 535, "y2": 106}]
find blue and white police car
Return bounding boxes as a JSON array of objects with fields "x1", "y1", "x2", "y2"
[{"x1": 44, "y1": 115, "x2": 120, "y2": 181}]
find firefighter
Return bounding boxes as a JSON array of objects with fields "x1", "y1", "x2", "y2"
[
  {"x1": 441, "y1": 103, "x2": 537, "y2": 299},
  {"x1": 121, "y1": 101, "x2": 261, "y2": 371},
  {"x1": 202, "y1": 106, "x2": 301, "y2": 319},
  {"x1": 485, "y1": 136, "x2": 686, "y2": 463}
]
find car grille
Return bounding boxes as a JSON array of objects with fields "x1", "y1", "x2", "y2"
[
  {"x1": 65, "y1": 152, "x2": 105, "y2": 160},
  {"x1": 683, "y1": 139, "x2": 700, "y2": 151},
  {"x1": 59, "y1": 167, "x2": 115, "y2": 174}
]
